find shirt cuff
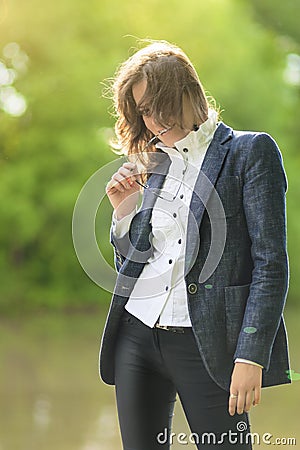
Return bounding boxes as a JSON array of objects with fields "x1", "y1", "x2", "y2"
[
  {"x1": 234, "y1": 358, "x2": 264, "y2": 369},
  {"x1": 111, "y1": 207, "x2": 137, "y2": 238}
]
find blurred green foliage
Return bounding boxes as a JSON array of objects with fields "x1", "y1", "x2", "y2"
[
  {"x1": 249, "y1": 0, "x2": 300, "y2": 44},
  {"x1": 0, "y1": 0, "x2": 300, "y2": 312}
]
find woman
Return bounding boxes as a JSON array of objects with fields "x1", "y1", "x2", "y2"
[{"x1": 99, "y1": 40, "x2": 291, "y2": 449}]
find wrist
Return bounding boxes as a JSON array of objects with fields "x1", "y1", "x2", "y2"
[
  {"x1": 234, "y1": 358, "x2": 263, "y2": 369},
  {"x1": 114, "y1": 207, "x2": 136, "y2": 221}
]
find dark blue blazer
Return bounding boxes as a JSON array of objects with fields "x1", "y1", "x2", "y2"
[{"x1": 99, "y1": 122, "x2": 291, "y2": 392}]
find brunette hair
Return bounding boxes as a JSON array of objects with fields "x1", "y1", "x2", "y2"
[{"x1": 107, "y1": 40, "x2": 217, "y2": 174}]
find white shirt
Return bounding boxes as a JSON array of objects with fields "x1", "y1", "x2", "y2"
[
  {"x1": 112, "y1": 109, "x2": 218, "y2": 327},
  {"x1": 111, "y1": 109, "x2": 264, "y2": 369}
]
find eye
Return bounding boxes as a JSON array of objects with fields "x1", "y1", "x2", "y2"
[
  {"x1": 142, "y1": 109, "x2": 151, "y2": 117},
  {"x1": 137, "y1": 106, "x2": 151, "y2": 117}
]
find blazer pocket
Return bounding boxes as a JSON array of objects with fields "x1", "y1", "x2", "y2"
[{"x1": 224, "y1": 283, "x2": 251, "y2": 354}]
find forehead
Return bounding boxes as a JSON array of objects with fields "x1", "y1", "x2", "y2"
[{"x1": 132, "y1": 79, "x2": 147, "y2": 105}]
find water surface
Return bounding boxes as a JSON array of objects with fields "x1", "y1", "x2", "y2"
[{"x1": 0, "y1": 309, "x2": 298, "y2": 449}]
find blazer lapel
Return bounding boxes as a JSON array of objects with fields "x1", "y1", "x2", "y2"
[
  {"x1": 121, "y1": 151, "x2": 171, "y2": 266},
  {"x1": 140, "y1": 151, "x2": 172, "y2": 211},
  {"x1": 184, "y1": 122, "x2": 233, "y2": 275}
]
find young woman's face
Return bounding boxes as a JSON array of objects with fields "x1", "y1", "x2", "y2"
[{"x1": 132, "y1": 79, "x2": 194, "y2": 148}]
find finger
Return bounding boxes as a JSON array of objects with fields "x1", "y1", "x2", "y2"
[
  {"x1": 107, "y1": 174, "x2": 127, "y2": 193},
  {"x1": 112, "y1": 172, "x2": 131, "y2": 190},
  {"x1": 122, "y1": 162, "x2": 141, "y2": 180},
  {"x1": 244, "y1": 390, "x2": 254, "y2": 413},
  {"x1": 106, "y1": 178, "x2": 124, "y2": 194},
  {"x1": 236, "y1": 391, "x2": 246, "y2": 415},
  {"x1": 253, "y1": 386, "x2": 261, "y2": 407},
  {"x1": 123, "y1": 162, "x2": 139, "y2": 174},
  {"x1": 228, "y1": 392, "x2": 238, "y2": 416},
  {"x1": 118, "y1": 167, "x2": 136, "y2": 185}
]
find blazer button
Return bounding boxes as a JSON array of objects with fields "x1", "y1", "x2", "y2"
[{"x1": 188, "y1": 283, "x2": 198, "y2": 294}]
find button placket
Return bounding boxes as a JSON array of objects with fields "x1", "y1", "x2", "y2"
[{"x1": 163, "y1": 151, "x2": 185, "y2": 198}]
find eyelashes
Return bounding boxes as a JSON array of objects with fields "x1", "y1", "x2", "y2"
[{"x1": 136, "y1": 106, "x2": 151, "y2": 117}]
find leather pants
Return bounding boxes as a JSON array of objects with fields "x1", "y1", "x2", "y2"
[{"x1": 114, "y1": 310, "x2": 252, "y2": 450}]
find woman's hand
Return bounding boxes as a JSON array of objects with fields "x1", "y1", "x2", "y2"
[
  {"x1": 106, "y1": 162, "x2": 141, "y2": 220},
  {"x1": 228, "y1": 362, "x2": 262, "y2": 416}
]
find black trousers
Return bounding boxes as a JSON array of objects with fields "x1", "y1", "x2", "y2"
[{"x1": 114, "y1": 310, "x2": 253, "y2": 450}]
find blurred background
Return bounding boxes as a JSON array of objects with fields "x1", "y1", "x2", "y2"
[{"x1": 0, "y1": 0, "x2": 299, "y2": 448}]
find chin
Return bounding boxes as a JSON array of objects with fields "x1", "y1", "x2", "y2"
[{"x1": 160, "y1": 139, "x2": 174, "y2": 148}]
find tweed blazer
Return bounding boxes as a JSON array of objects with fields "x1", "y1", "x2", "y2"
[{"x1": 99, "y1": 121, "x2": 291, "y2": 392}]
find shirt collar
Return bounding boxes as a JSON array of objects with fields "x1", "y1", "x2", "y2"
[{"x1": 156, "y1": 108, "x2": 218, "y2": 159}]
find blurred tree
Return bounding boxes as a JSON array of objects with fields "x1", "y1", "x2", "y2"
[
  {"x1": 247, "y1": 0, "x2": 300, "y2": 307},
  {"x1": 248, "y1": 0, "x2": 300, "y2": 44},
  {"x1": 0, "y1": 0, "x2": 299, "y2": 311}
]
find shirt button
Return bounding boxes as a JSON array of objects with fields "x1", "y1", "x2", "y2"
[
  {"x1": 165, "y1": 286, "x2": 169, "y2": 291},
  {"x1": 169, "y1": 259, "x2": 173, "y2": 264},
  {"x1": 173, "y1": 212, "x2": 177, "y2": 218},
  {"x1": 183, "y1": 148, "x2": 188, "y2": 153},
  {"x1": 187, "y1": 283, "x2": 198, "y2": 294},
  {"x1": 180, "y1": 194, "x2": 184, "y2": 199},
  {"x1": 178, "y1": 238, "x2": 182, "y2": 244}
]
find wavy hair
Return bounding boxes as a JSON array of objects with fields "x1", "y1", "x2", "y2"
[{"x1": 107, "y1": 40, "x2": 217, "y2": 177}]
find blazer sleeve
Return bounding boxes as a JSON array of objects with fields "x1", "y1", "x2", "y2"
[
  {"x1": 233, "y1": 133, "x2": 289, "y2": 371},
  {"x1": 109, "y1": 208, "x2": 137, "y2": 272}
]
